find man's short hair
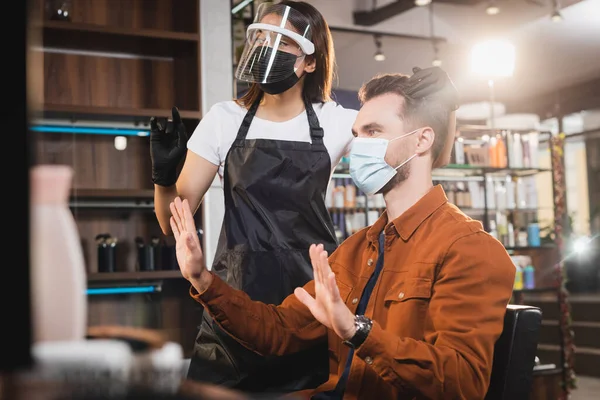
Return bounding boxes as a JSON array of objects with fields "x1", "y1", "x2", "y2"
[{"x1": 358, "y1": 73, "x2": 451, "y2": 163}]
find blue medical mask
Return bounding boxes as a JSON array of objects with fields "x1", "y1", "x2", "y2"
[{"x1": 349, "y1": 128, "x2": 421, "y2": 195}]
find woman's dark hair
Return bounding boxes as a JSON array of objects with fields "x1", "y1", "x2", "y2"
[{"x1": 235, "y1": 0, "x2": 336, "y2": 108}]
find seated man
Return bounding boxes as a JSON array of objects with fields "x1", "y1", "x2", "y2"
[{"x1": 169, "y1": 67, "x2": 516, "y2": 400}]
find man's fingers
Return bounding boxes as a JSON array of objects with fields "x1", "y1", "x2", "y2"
[
  {"x1": 319, "y1": 249, "x2": 331, "y2": 274},
  {"x1": 170, "y1": 199, "x2": 184, "y2": 233},
  {"x1": 173, "y1": 197, "x2": 186, "y2": 232},
  {"x1": 316, "y1": 244, "x2": 327, "y2": 285},
  {"x1": 170, "y1": 216, "x2": 180, "y2": 240},
  {"x1": 182, "y1": 199, "x2": 197, "y2": 234},
  {"x1": 327, "y1": 272, "x2": 342, "y2": 303},
  {"x1": 294, "y1": 287, "x2": 318, "y2": 313},
  {"x1": 317, "y1": 247, "x2": 330, "y2": 283},
  {"x1": 309, "y1": 244, "x2": 322, "y2": 285}
]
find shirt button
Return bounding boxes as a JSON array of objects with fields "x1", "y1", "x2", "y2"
[
  {"x1": 365, "y1": 356, "x2": 373, "y2": 365},
  {"x1": 398, "y1": 292, "x2": 405, "y2": 299},
  {"x1": 352, "y1": 298, "x2": 358, "y2": 304},
  {"x1": 367, "y1": 259, "x2": 373, "y2": 266}
]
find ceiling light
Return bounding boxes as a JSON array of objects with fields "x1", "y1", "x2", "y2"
[
  {"x1": 551, "y1": 10, "x2": 563, "y2": 22},
  {"x1": 486, "y1": 5, "x2": 500, "y2": 15},
  {"x1": 471, "y1": 39, "x2": 516, "y2": 78},
  {"x1": 373, "y1": 34, "x2": 385, "y2": 61},
  {"x1": 432, "y1": 58, "x2": 442, "y2": 67},
  {"x1": 573, "y1": 236, "x2": 592, "y2": 254},
  {"x1": 415, "y1": 0, "x2": 432, "y2": 6}
]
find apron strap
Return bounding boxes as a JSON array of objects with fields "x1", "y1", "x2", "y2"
[
  {"x1": 304, "y1": 98, "x2": 324, "y2": 146},
  {"x1": 234, "y1": 92, "x2": 324, "y2": 147},
  {"x1": 235, "y1": 93, "x2": 262, "y2": 141}
]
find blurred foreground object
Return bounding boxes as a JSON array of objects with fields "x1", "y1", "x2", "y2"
[
  {"x1": 11, "y1": 326, "x2": 291, "y2": 399},
  {"x1": 29, "y1": 165, "x2": 87, "y2": 343}
]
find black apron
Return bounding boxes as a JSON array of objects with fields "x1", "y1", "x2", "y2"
[{"x1": 187, "y1": 95, "x2": 338, "y2": 393}]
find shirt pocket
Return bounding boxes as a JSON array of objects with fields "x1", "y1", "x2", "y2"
[{"x1": 383, "y1": 277, "x2": 433, "y2": 338}]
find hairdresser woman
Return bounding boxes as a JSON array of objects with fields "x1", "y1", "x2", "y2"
[{"x1": 149, "y1": 1, "x2": 357, "y2": 393}]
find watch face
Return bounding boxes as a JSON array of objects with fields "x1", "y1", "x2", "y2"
[
  {"x1": 356, "y1": 315, "x2": 371, "y2": 328},
  {"x1": 343, "y1": 315, "x2": 372, "y2": 349}
]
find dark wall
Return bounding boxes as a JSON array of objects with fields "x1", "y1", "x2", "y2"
[{"x1": 1, "y1": 0, "x2": 33, "y2": 372}]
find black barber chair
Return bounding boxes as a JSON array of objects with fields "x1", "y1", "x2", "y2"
[{"x1": 485, "y1": 304, "x2": 543, "y2": 400}]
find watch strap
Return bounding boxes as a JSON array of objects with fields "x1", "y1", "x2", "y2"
[{"x1": 343, "y1": 315, "x2": 373, "y2": 349}]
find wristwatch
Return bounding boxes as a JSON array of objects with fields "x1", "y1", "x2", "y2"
[{"x1": 342, "y1": 315, "x2": 373, "y2": 349}]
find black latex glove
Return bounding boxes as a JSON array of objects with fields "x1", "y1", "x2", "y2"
[
  {"x1": 406, "y1": 66, "x2": 460, "y2": 111},
  {"x1": 150, "y1": 107, "x2": 188, "y2": 186}
]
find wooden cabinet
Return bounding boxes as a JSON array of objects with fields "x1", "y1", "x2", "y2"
[{"x1": 29, "y1": 0, "x2": 203, "y2": 356}]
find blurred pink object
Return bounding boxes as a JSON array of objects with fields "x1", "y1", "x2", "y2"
[{"x1": 30, "y1": 165, "x2": 87, "y2": 343}]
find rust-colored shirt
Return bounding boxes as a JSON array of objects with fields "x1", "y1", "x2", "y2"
[{"x1": 192, "y1": 185, "x2": 516, "y2": 399}]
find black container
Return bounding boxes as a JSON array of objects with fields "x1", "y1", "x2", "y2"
[
  {"x1": 137, "y1": 246, "x2": 155, "y2": 271},
  {"x1": 97, "y1": 234, "x2": 117, "y2": 273},
  {"x1": 46, "y1": 0, "x2": 72, "y2": 21},
  {"x1": 136, "y1": 237, "x2": 162, "y2": 271},
  {"x1": 160, "y1": 244, "x2": 177, "y2": 270}
]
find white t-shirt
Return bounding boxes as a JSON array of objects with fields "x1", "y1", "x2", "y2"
[{"x1": 187, "y1": 100, "x2": 357, "y2": 178}]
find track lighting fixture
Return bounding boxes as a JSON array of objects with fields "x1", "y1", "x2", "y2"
[
  {"x1": 415, "y1": 0, "x2": 432, "y2": 6},
  {"x1": 373, "y1": 35, "x2": 385, "y2": 61},
  {"x1": 486, "y1": 0, "x2": 500, "y2": 15}
]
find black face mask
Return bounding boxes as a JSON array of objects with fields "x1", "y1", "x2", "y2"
[
  {"x1": 259, "y1": 73, "x2": 300, "y2": 95},
  {"x1": 250, "y1": 46, "x2": 301, "y2": 95}
]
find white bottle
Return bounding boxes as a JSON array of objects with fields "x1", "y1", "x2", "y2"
[
  {"x1": 30, "y1": 165, "x2": 88, "y2": 343},
  {"x1": 507, "y1": 222, "x2": 516, "y2": 247},
  {"x1": 513, "y1": 133, "x2": 523, "y2": 168}
]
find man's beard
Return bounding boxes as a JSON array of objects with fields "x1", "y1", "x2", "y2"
[{"x1": 378, "y1": 158, "x2": 411, "y2": 195}]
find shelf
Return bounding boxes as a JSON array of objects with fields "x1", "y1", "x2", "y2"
[
  {"x1": 435, "y1": 165, "x2": 551, "y2": 178},
  {"x1": 70, "y1": 201, "x2": 155, "y2": 210},
  {"x1": 43, "y1": 104, "x2": 201, "y2": 121},
  {"x1": 513, "y1": 286, "x2": 558, "y2": 294},
  {"x1": 69, "y1": 189, "x2": 155, "y2": 209},
  {"x1": 40, "y1": 21, "x2": 199, "y2": 42},
  {"x1": 333, "y1": 166, "x2": 550, "y2": 181},
  {"x1": 505, "y1": 245, "x2": 556, "y2": 251},
  {"x1": 71, "y1": 189, "x2": 154, "y2": 199},
  {"x1": 87, "y1": 270, "x2": 183, "y2": 282}
]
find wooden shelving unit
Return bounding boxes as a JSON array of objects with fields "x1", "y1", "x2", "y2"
[
  {"x1": 43, "y1": 104, "x2": 202, "y2": 120},
  {"x1": 41, "y1": 20, "x2": 200, "y2": 41},
  {"x1": 29, "y1": 0, "x2": 203, "y2": 356},
  {"x1": 88, "y1": 270, "x2": 183, "y2": 283},
  {"x1": 70, "y1": 188, "x2": 156, "y2": 199}
]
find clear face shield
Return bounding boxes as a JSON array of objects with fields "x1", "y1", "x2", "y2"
[{"x1": 234, "y1": 2, "x2": 315, "y2": 85}]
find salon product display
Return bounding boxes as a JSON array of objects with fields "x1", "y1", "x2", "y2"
[
  {"x1": 510, "y1": 255, "x2": 534, "y2": 290},
  {"x1": 325, "y1": 177, "x2": 379, "y2": 241},
  {"x1": 94, "y1": 235, "x2": 183, "y2": 273},
  {"x1": 453, "y1": 131, "x2": 540, "y2": 169},
  {"x1": 436, "y1": 175, "x2": 542, "y2": 248}
]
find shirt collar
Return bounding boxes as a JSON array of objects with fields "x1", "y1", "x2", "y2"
[{"x1": 366, "y1": 185, "x2": 448, "y2": 243}]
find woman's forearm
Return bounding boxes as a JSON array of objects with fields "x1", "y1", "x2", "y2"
[{"x1": 154, "y1": 184, "x2": 179, "y2": 235}]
